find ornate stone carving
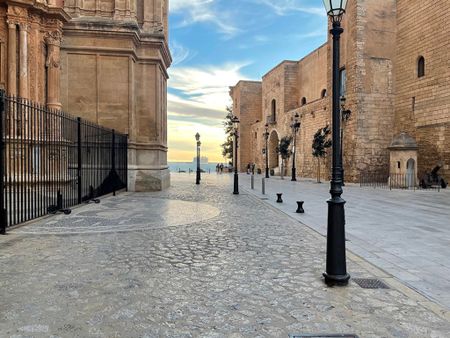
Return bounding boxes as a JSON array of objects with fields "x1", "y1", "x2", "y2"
[{"x1": 45, "y1": 30, "x2": 62, "y2": 47}]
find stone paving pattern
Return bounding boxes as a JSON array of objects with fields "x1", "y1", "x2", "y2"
[
  {"x1": 239, "y1": 173, "x2": 450, "y2": 310},
  {"x1": 0, "y1": 174, "x2": 449, "y2": 337}
]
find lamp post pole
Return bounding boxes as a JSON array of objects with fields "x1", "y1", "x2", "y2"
[
  {"x1": 340, "y1": 96, "x2": 351, "y2": 186},
  {"x1": 232, "y1": 116, "x2": 240, "y2": 195},
  {"x1": 291, "y1": 113, "x2": 301, "y2": 182},
  {"x1": 322, "y1": 0, "x2": 350, "y2": 286},
  {"x1": 264, "y1": 124, "x2": 270, "y2": 178},
  {"x1": 195, "y1": 133, "x2": 201, "y2": 185}
]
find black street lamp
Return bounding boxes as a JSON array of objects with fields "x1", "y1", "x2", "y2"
[
  {"x1": 232, "y1": 116, "x2": 240, "y2": 195},
  {"x1": 340, "y1": 96, "x2": 351, "y2": 186},
  {"x1": 195, "y1": 132, "x2": 201, "y2": 185},
  {"x1": 291, "y1": 112, "x2": 301, "y2": 181},
  {"x1": 322, "y1": 0, "x2": 350, "y2": 286},
  {"x1": 264, "y1": 123, "x2": 270, "y2": 178}
]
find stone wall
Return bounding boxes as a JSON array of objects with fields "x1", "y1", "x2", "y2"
[
  {"x1": 232, "y1": 0, "x2": 404, "y2": 183},
  {"x1": 394, "y1": 0, "x2": 450, "y2": 181},
  {"x1": 229, "y1": 81, "x2": 262, "y2": 172},
  {"x1": 244, "y1": 45, "x2": 331, "y2": 181},
  {"x1": 339, "y1": 0, "x2": 397, "y2": 181}
]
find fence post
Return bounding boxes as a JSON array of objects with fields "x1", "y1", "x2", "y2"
[
  {"x1": 0, "y1": 90, "x2": 6, "y2": 234},
  {"x1": 125, "y1": 134, "x2": 128, "y2": 192},
  {"x1": 112, "y1": 129, "x2": 116, "y2": 196},
  {"x1": 262, "y1": 177, "x2": 265, "y2": 195},
  {"x1": 77, "y1": 117, "x2": 82, "y2": 204}
]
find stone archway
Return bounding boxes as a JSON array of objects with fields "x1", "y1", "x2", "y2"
[
  {"x1": 268, "y1": 130, "x2": 279, "y2": 169},
  {"x1": 406, "y1": 158, "x2": 416, "y2": 188}
]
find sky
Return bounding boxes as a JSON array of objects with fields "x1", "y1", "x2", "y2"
[{"x1": 167, "y1": 0, "x2": 329, "y2": 163}]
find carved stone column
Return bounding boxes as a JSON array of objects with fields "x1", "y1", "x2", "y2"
[
  {"x1": 19, "y1": 23, "x2": 29, "y2": 98},
  {"x1": 7, "y1": 22, "x2": 17, "y2": 95},
  {"x1": 45, "y1": 31, "x2": 62, "y2": 110}
]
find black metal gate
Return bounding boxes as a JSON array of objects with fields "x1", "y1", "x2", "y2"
[{"x1": 0, "y1": 90, "x2": 128, "y2": 234}]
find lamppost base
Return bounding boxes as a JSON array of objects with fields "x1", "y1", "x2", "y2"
[
  {"x1": 323, "y1": 272, "x2": 350, "y2": 286},
  {"x1": 233, "y1": 173, "x2": 239, "y2": 195}
]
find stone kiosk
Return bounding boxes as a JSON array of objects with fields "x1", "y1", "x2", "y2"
[{"x1": 388, "y1": 132, "x2": 418, "y2": 188}]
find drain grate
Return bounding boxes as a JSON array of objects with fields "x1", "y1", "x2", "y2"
[
  {"x1": 290, "y1": 335, "x2": 358, "y2": 338},
  {"x1": 260, "y1": 197, "x2": 269, "y2": 200},
  {"x1": 353, "y1": 278, "x2": 390, "y2": 289}
]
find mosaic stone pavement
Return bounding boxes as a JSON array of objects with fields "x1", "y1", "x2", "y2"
[{"x1": 0, "y1": 174, "x2": 449, "y2": 337}]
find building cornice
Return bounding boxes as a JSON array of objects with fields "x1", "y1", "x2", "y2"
[
  {"x1": 4, "y1": 0, "x2": 71, "y2": 22},
  {"x1": 62, "y1": 19, "x2": 172, "y2": 71}
]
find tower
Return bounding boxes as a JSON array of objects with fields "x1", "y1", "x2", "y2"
[{"x1": 61, "y1": 0, "x2": 172, "y2": 191}]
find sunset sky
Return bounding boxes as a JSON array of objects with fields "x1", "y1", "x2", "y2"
[{"x1": 167, "y1": 0, "x2": 328, "y2": 163}]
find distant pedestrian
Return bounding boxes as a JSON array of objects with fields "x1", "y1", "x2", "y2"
[
  {"x1": 247, "y1": 163, "x2": 251, "y2": 174},
  {"x1": 251, "y1": 163, "x2": 256, "y2": 175},
  {"x1": 220, "y1": 163, "x2": 224, "y2": 173},
  {"x1": 216, "y1": 163, "x2": 220, "y2": 173}
]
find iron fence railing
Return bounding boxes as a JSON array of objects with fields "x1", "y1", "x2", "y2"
[
  {"x1": 0, "y1": 90, "x2": 128, "y2": 233},
  {"x1": 359, "y1": 171, "x2": 441, "y2": 191}
]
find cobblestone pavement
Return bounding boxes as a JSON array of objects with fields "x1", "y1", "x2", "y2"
[
  {"x1": 239, "y1": 173, "x2": 450, "y2": 310},
  {"x1": 0, "y1": 174, "x2": 449, "y2": 337}
]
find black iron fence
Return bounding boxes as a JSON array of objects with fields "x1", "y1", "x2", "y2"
[
  {"x1": 0, "y1": 90, "x2": 128, "y2": 233},
  {"x1": 360, "y1": 171, "x2": 440, "y2": 191}
]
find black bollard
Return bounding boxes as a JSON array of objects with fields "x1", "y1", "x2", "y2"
[
  {"x1": 296, "y1": 201, "x2": 305, "y2": 213},
  {"x1": 276, "y1": 193, "x2": 283, "y2": 203}
]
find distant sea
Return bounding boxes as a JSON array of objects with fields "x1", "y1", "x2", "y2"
[{"x1": 168, "y1": 162, "x2": 222, "y2": 173}]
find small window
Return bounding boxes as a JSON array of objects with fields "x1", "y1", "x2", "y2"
[
  {"x1": 418, "y1": 56, "x2": 425, "y2": 78},
  {"x1": 397, "y1": 161, "x2": 401, "y2": 169},
  {"x1": 254, "y1": 132, "x2": 257, "y2": 139},
  {"x1": 301, "y1": 97, "x2": 307, "y2": 106},
  {"x1": 271, "y1": 99, "x2": 276, "y2": 121},
  {"x1": 321, "y1": 89, "x2": 327, "y2": 98},
  {"x1": 412, "y1": 97, "x2": 415, "y2": 111}
]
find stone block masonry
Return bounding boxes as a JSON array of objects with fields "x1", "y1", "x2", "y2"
[{"x1": 231, "y1": 0, "x2": 449, "y2": 183}]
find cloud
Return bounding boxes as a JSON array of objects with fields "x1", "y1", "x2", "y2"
[
  {"x1": 168, "y1": 118, "x2": 226, "y2": 162},
  {"x1": 170, "y1": 0, "x2": 239, "y2": 37},
  {"x1": 170, "y1": 41, "x2": 196, "y2": 66},
  {"x1": 167, "y1": 62, "x2": 252, "y2": 161},
  {"x1": 254, "y1": 0, "x2": 326, "y2": 16},
  {"x1": 169, "y1": 62, "x2": 251, "y2": 112}
]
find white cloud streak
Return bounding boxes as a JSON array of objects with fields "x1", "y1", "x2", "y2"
[
  {"x1": 170, "y1": 0, "x2": 239, "y2": 37},
  {"x1": 169, "y1": 63, "x2": 251, "y2": 112},
  {"x1": 254, "y1": 0, "x2": 325, "y2": 16}
]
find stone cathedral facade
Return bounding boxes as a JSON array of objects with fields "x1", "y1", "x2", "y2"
[
  {"x1": 0, "y1": 0, "x2": 171, "y2": 191},
  {"x1": 231, "y1": 0, "x2": 450, "y2": 184}
]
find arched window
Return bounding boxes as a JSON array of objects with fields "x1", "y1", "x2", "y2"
[
  {"x1": 271, "y1": 99, "x2": 276, "y2": 121},
  {"x1": 321, "y1": 89, "x2": 327, "y2": 98},
  {"x1": 418, "y1": 56, "x2": 425, "y2": 78},
  {"x1": 301, "y1": 97, "x2": 307, "y2": 106}
]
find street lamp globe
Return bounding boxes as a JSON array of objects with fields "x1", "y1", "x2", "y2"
[
  {"x1": 195, "y1": 132, "x2": 200, "y2": 141},
  {"x1": 323, "y1": 0, "x2": 348, "y2": 21}
]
